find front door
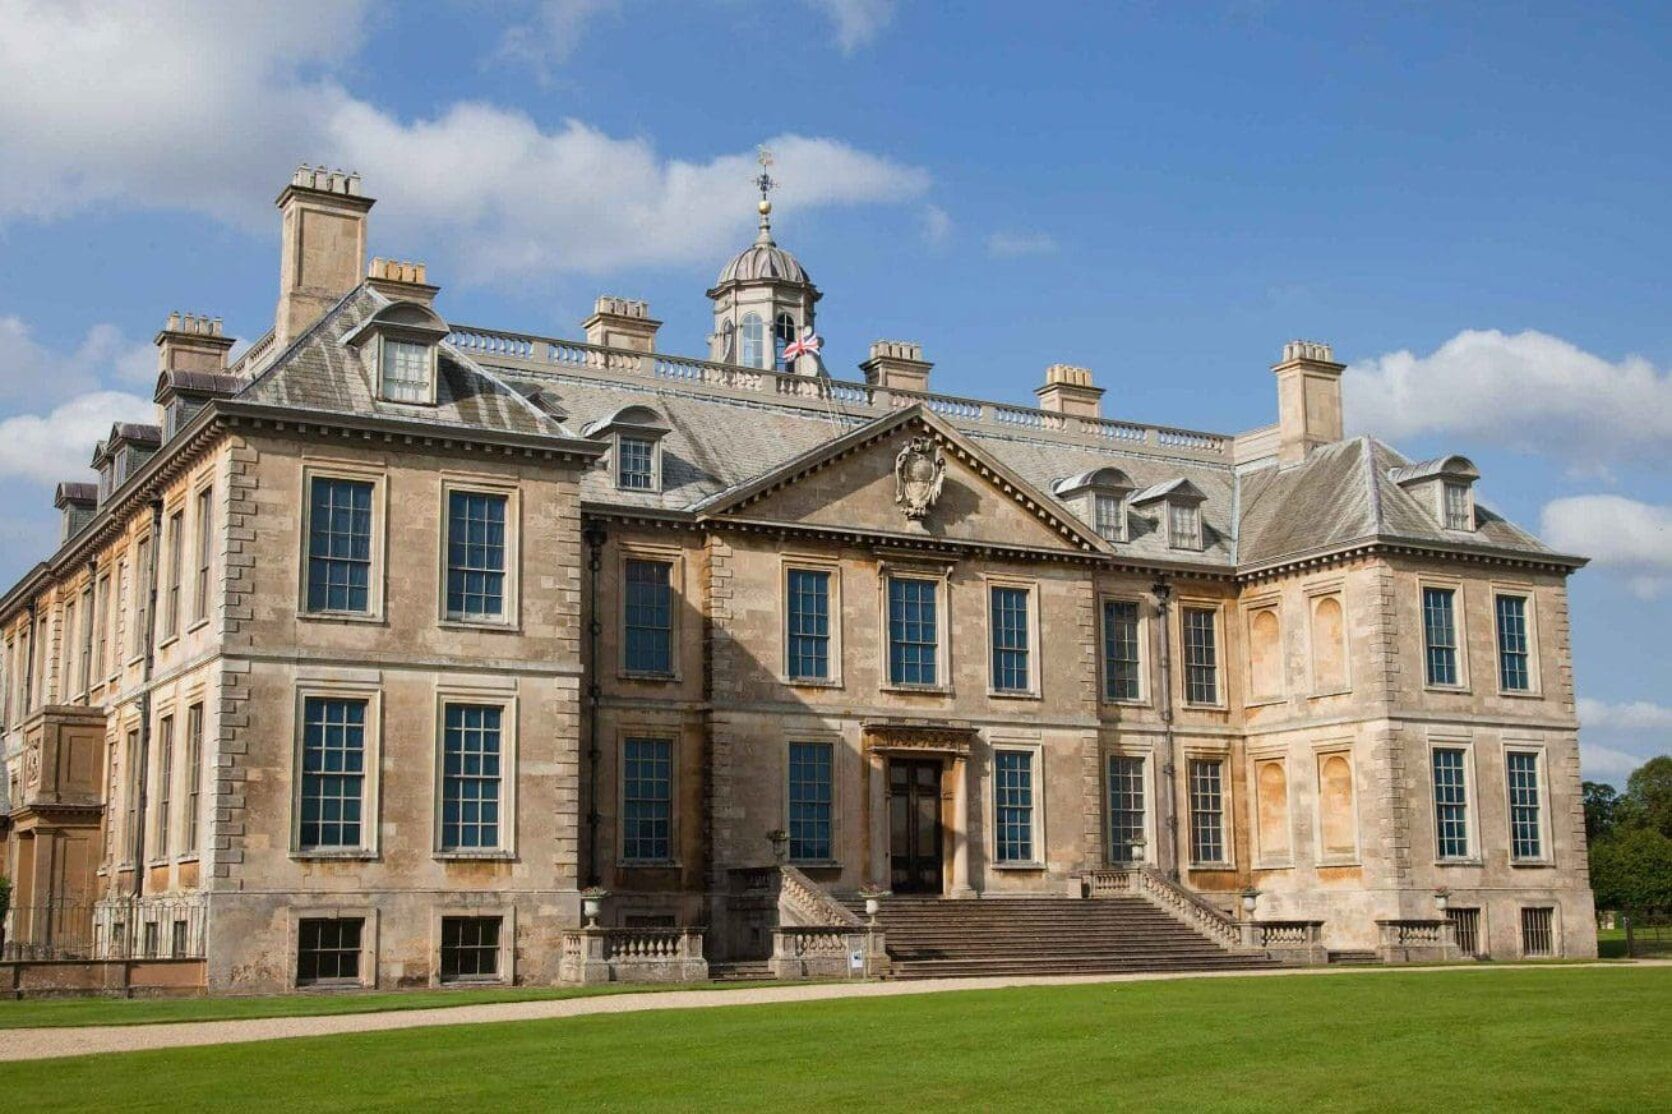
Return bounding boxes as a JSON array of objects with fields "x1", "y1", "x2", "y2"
[{"x1": 889, "y1": 758, "x2": 943, "y2": 894}]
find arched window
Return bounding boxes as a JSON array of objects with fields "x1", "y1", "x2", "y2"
[
  {"x1": 718, "y1": 320, "x2": 736, "y2": 364},
  {"x1": 740, "y1": 313, "x2": 765, "y2": 368},
  {"x1": 773, "y1": 313, "x2": 798, "y2": 371}
]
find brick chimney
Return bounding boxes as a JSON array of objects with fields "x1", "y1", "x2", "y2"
[
  {"x1": 860, "y1": 340, "x2": 932, "y2": 393},
  {"x1": 274, "y1": 165, "x2": 375, "y2": 349},
  {"x1": 582, "y1": 296, "x2": 661, "y2": 352},
  {"x1": 154, "y1": 312, "x2": 235, "y2": 374},
  {"x1": 366, "y1": 258, "x2": 439, "y2": 305},
  {"x1": 1034, "y1": 364, "x2": 1103, "y2": 417},
  {"x1": 1271, "y1": 340, "x2": 1345, "y2": 465}
]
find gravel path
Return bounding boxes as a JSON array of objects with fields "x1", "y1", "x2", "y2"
[{"x1": 1, "y1": 960, "x2": 1659, "y2": 1063}]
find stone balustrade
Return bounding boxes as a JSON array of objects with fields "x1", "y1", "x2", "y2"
[
  {"x1": 1253, "y1": 920, "x2": 1328, "y2": 965},
  {"x1": 1085, "y1": 868, "x2": 1249, "y2": 952},
  {"x1": 557, "y1": 926, "x2": 708, "y2": 985},
  {"x1": 1376, "y1": 919, "x2": 1464, "y2": 964},
  {"x1": 770, "y1": 925, "x2": 887, "y2": 980}
]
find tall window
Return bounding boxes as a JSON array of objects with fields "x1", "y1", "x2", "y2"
[
  {"x1": 1443, "y1": 482, "x2": 1472, "y2": 530},
  {"x1": 1188, "y1": 758, "x2": 1225, "y2": 864},
  {"x1": 441, "y1": 917, "x2": 501, "y2": 982},
  {"x1": 78, "y1": 585, "x2": 93, "y2": 694},
  {"x1": 154, "y1": 715, "x2": 173, "y2": 858},
  {"x1": 740, "y1": 313, "x2": 765, "y2": 368},
  {"x1": 113, "y1": 561, "x2": 127, "y2": 670},
  {"x1": 1094, "y1": 493, "x2": 1124, "y2": 541},
  {"x1": 297, "y1": 918, "x2": 362, "y2": 985},
  {"x1": 1507, "y1": 751, "x2": 1543, "y2": 861},
  {"x1": 994, "y1": 750, "x2": 1035, "y2": 863},
  {"x1": 785, "y1": 569, "x2": 831, "y2": 681},
  {"x1": 1103, "y1": 600, "x2": 1141, "y2": 702},
  {"x1": 1422, "y1": 587, "x2": 1459, "y2": 686},
  {"x1": 622, "y1": 737, "x2": 672, "y2": 862},
  {"x1": 788, "y1": 741, "x2": 833, "y2": 862},
  {"x1": 94, "y1": 574, "x2": 109, "y2": 681},
  {"x1": 773, "y1": 313, "x2": 798, "y2": 371},
  {"x1": 1169, "y1": 502, "x2": 1202, "y2": 550},
  {"x1": 306, "y1": 478, "x2": 373, "y2": 613},
  {"x1": 990, "y1": 586, "x2": 1031, "y2": 693},
  {"x1": 61, "y1": 600, "x2": 77, "y2": 698},
  {"x1": 192, "y1": 486, "x2": 213, "y2": 624},
  {"x1": 1107, "y1": 755, "x2": 1146, "y2": 863},
  {"x1": 380, "y1": 339, "x2": 431, "y2": 402},
  {"x1": 1495, "y1": 595, "x2": 1530, "y2": 692},
  {"x1": 887, "y1": 577, "x2": 938, "y2": 686},
  {"x1": 124, "y1": 728, "x2": 141, "y2": 861},
  {"x1": 299, "y1": 697, "x2": 367, "y2": 850},
  {"x1": 162, "y1": 509, "x2": 184, "y2": 639},
  {"x1": 623, "y1": 559, "x2": 673, "y2": 674},
  {"x1": 616, "y1": 436, "x2": 655, "y2": 491},
  {"x1": 1520, "y1": 907, "x2": 1554, "y2": 957},
  {"x1": 184, "y1": 703, "x2": 203, "y2": 855},
  {"x1": 1183, "y1": 607, "x2": 1218, "y2": 704},
  {"x1": 441, "y1": 704, "x2": 503, "y2": 851},
  {"x1": 1432, "y1": 747, "x2": 1470, "y2": 859},
  {"x1": 132, "y1": 537, "x2": 150, "y2": 657},
  {"x1": 446, "y1": 491, "x2": 507, "y2": 620}
]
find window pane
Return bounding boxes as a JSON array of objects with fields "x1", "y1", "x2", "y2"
[
  {"x1": 1496, "y1": 595, "x2": 1530, "y2": 692},
  {"x1": 786, "y1": 569, "x2": 831, "y2": 681},
  {"x1": 446, "y1": 491, "x2": 507, "y2": 618},
  {"x1": 1103, "y1": 600, "x2": 1141, "y2": 701},
  {"x1": 440, "y1": 916, "x2": 501, "y2": 980},
  {"x1": 1107, "y1": 755, "x2": 1146, "y2": 863},
  {"x1": 381, "y1": 340, "x2": 431, "y2": 402},
  {"x1": 300, "y1": 697, "x2": 367, "y2": 849},
  {"x1": 1444, "y1": 482, "x2": 1472, "y2": 530},
  {"x1": 1169, "y1": 502, "x2": 1201, "y2": 550},
  {"x1": 623, "y1": 560, "x2": 673, "y2": 673},
  {"x1": 307, "y1": 478, "x2": 373, "y2": 613},
  {"x1": 788, "y1": 742, "x2": 833, "y2": 861},
  {"x1": 1432, "y1": 748, "x2": 1470, "y2": 859},
  {"x1": 1183, "y1": 608, "x2": 1218, "y2": 704},
  {"x1": 1423, "y1": 588, "x2": 1458, "y2": 686},
  {"x1": 887, "y1": 577, "x2": 937, "y2": 686},
  {"x1": 616, "y1": 436, "x2": 655, "y2": 490},
  {"x1": 1507, "y1": 751, "x2": 1542, "y2": 860},
  {"x1": 623, "y1": 737, "x2": 673, "y2": 862},
  {"x1": 1189, "y1": 759, "x2": 1224, "y2": 863},
  {"x1": 995, "y1": 751, "x2": 1034, "y2": 862},
  {"x1": 1094, "y1": 494, "x2": 1123, "y2": 541},
  {"x1": 297, "y1": 918, "x2": 363, "y2": 984},
  {"x1": 442, "y1": 704, "x2": 503, "y2": 851},
  {"x1": 990, "y1": 586, "x2": 1030, "y2": 692}
]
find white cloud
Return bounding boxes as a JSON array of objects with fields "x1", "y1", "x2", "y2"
[
  {"x1": 0, "y1": 2, "x2": 929, "y2": 280},
  {"x1": 497, "y1": 0, "x2": 622, "y2": 78},
  {"x1": 1581, "y1": 742, "x2": 1653, "y2": 784},
  {"x1": 1542, "y1": 495, "x2": 1672, "y2": 596},
  {"x1": 921, "y1": 204, "x2": 952, "y2": 247},
  {"x1": 806, "y1": 0, "x2": 896, "y2": 52},
  {"x1": 0, "y1": 315, "x2": 153, "y2": 409},
  {"x1": 1579, "y1": 697, "x2": 1672, "y2": 731},
  {"x1": 0, "y1": 390, "x2": 152, "y2": 485},
  {"x1": 1344, "y1": 329, "x2": 1672, "y2": 468},
  {"x1": 986, "y1": 231, "x2": 1058, "y2": 258}
]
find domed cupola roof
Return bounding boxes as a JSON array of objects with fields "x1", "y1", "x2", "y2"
[{"x1": 715, "y1": 229, "x2": 813, "y2": 288}]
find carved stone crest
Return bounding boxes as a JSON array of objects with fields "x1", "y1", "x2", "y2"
[{"x1": 893, "y1": 436, "x2": 946, "y2": 522}]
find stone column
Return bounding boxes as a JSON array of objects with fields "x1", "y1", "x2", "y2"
[
  {"x1": 867, "y1": 750, "x2": 888, "y2": 889},
  {"x1": 950, "y1": 755, "x2": 975, "y2": 898}
]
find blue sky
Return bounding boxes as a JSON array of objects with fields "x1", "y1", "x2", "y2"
[{"x1": 0, "y1": 1, "x2": 1667, "y2": 783}]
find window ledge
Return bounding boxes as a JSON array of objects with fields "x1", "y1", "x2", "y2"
[
  {"x1": 145, "y1": 858, "x2": 170, "y2": 869},
  {"x1": 436, "y1": 850, "x2": 516, "y2": 862},
  {"x1": 1423, "y1": 685, "x2": 1473, "y2": 695},
  {"x1": 789, "y1": 859, "x2": 843, "y2": 870},
  {"x1": 1498, "y1": 690, "x2": 1543, "y2": 700},
  {"x1": 1435, "y1": 858, "x2": 1484, "y2": 868},
  {"x1": 1182, "y1": 702, "x2": 1228, "y2": 712},
  {"x1": 992, "y1": 862, "x2": 1046, "y2": 871},
  {"x1": 1317, "y1": 858, "x2": 1362, "y2": 868},
  {"x1": 881, "y1": 684, "x2": 952, "y2": 696},
  {"x1": 618, "y1": 671, "x2": 680, "y2": 684},
  {"x1": 157, "y1": 635, "x2": 180, "y2": 650},
  {"x1": 1509, "y1": 859, "x2": 1555, "y2": 869},
  {"x1": 292, "y1": 850, "x2": 379, "y2": 862},
  {"x1": 1255, "y1": 861, "x2": 1295, "y2": 871},
  {"x1": 1188, "y1": 862, "x2": 1235, "y2": 872},
  {"x1": 297, "y1": 611, "x2": 386, "y2": 626},
  {"x1": 988, "y1": 689, "x2": 1041, "y2": 701},
  {"x1": 1101, "y1": 697, "x2": 1149, "y2": 709},
  {"x1": 186, "y1": 618, "x2": 211, "y2": 635},
  {"x1": 1244, "y1": 696, "x2": 1285, "y2": 709},
  {"x1": 783, "y1": 677, "x2": 842, "y2": 690},
  {"x1": 438, "y1": 619, "x2": 520, "y2": 634},
  {"x1": 1309, "y1": 688, "x2": 1352, "y2": 699},
  {"x1": 175, "y1": 855, "x2": 200, "y2": 866},
  {"x1": 617, "y1": 860, "x2": 681, "y2": 870}
]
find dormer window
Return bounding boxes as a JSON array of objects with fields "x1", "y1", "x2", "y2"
[
  {"x1": 1388, "y1": 454, "x2": 1479, "y2": 534},
  {"x1": 1443, "y1": 481, "x2": 1473, "y2": 531},
  {"x1": 1168, "y1": 501, "x2": 1202, "y2": 551},
  {"x1": 1130, "y1": 477, "x2": 1208, "y2": 552},
  {"x1": 1094, "y1": 493, "x2": 1124, "y2": 541},
  {"x1": 379, "y1": 338, "x2": 434, "y2": 403},
  {"x1": 1052, "y1": 466, "x2": 1134, "y2": 544},
  {"x1": 617, "y1": 435, "x2": 656, "y2": 491},
  {"x1": 583, "y1": 405, "x2": 671, "y2": 495}
]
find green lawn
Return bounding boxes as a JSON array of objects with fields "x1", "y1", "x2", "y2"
[
  {"x1": 0, "y1": 980, "x2": 773, "y2": 1030},
  {"x1": 3, "y1": 967, "x2": 1668, "y2": 1111}
]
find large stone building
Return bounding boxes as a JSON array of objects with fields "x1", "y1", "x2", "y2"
[{"x1": 0, "y1": 165, "x2": 1596, "y2": 994}]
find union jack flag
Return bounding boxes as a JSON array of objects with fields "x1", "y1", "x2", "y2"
[{"x1": 782, "y1": 327, "x2": 822, "y2": 362}]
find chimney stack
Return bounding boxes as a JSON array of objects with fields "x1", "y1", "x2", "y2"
[
  {"x1": 154, "y1": 312, "x2": 236, "y2": 374},
  {"x1": 1035, "y1": 364, "x2": 1103, "y2": 418},
  {"x1": 274, "y1": 165, "x2": 375, "y2": 349},
  {"x1": 582, "y1": 296, "x2": 661, "y2": 352},
  {"x1": 860, "y1": 340, "x2": 932, "y2": 394},
  {"x1": 366, "y1": 258, "x2": 439, "y2": 305},
  {"x1": 1271, "y1": 340, "x2": 1345, "y2": 465}
]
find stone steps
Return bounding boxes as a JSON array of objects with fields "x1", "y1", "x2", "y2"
[{"x1": 708, "y1": 961, "x2": 774, "y2": 982}]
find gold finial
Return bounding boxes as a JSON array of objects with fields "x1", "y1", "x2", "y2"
[{"x1": 754, "y1": 145, "x2": 777, "y2": 238}]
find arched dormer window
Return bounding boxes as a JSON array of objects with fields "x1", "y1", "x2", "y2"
[
  {"x1": 1052, "y1": 466, "x2": 1135, "y2": 543},
  {"x1": 773, "y1": 313, "x2": 798, "y2": 371},
  {"x1": 343, "y1": 300, "x2": 451, "y2": 406},
  {"x1": 1387, "y1": 454, "x2": 1480, "y2": 533},
  {"x1": 583, "y1": 404, "x2": 672, "y2": 494},
  {"x1": 740, "y1": 313, "x2": 765, "y2": 368}
]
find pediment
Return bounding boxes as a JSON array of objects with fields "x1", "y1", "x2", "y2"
[{"x1": 696, "y1": 406, "x2": 1105, "y2": 554}]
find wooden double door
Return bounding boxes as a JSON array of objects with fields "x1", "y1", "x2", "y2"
[{"x1": 888, "y1": 758, "x2": 944, "y2": 894}]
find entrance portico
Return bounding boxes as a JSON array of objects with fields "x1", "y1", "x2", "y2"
[{"x1": 863, "y1": 723, "x2": 977, "y2": 898}]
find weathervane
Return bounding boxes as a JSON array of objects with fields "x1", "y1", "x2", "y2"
[{"x1": 754, "y1": 145, "x2": 777, "y2": 239}]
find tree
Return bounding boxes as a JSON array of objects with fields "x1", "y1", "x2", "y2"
[
  {"x1": 1589, "y1": 827, "x2": 1672, "y2": 913},
  {"x1": 1624, "y1": 756, "x2": 1672, "y2": 840},
  {"x1": 1584, "y1": 781, "x2": 1621, "y2": 844}
]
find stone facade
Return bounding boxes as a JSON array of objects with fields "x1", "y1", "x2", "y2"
[{"x1": 0, "y1": 168, "x2": 1596, "y2": 995}]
